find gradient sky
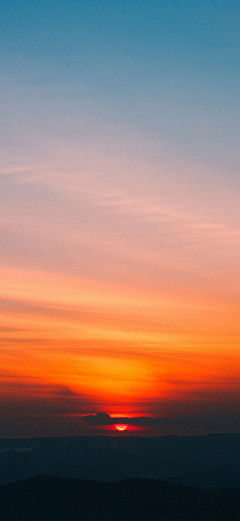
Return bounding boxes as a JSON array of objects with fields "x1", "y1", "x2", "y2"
[{"x1": 0, "y1": 0, "x2": 240, "y2": 437}]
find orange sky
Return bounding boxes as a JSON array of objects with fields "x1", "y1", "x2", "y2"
[{"x1": 1, "y1": 250, "x2": 239, "y2": 435}]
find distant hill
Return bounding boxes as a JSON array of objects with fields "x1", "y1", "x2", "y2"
[
  {"x1": 0, "y1": 475, "x2": 240, "y2": 520},
  {"x1": 1, "y1": 433, "x2": 240, "y2": 486}
]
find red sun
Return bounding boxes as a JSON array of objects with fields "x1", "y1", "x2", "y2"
[{"x1": 115, "y1": 424, "x2": 128, "y2": 431}]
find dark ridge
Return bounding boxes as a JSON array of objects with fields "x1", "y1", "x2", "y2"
[
  {"x1": 0, "y1": 475, "x2": 240, "y2": 520},
  {"x1": 166, "y1": 470, "x2": 240, "y2": 489}
]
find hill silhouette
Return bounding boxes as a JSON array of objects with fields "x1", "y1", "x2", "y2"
[
  {"x1": 167, "y1": 470, "x2": 240, "y2": 489},
  {"x1": 0, "y1": 475, "x2": 240, "y2": 520},
  {"x1": 1, "y1": 433, "x2": 240, "y2": 485}
]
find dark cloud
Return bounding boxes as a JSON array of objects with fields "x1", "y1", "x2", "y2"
[
  {"x1": 81, "y1": 412, "x2": 201, "y2": 427},
  {"x1": 81, "y1": 411, "x2": 240, "y2": 434},
  {"x1": 0, "y1": 382, "x2": 95, "y2": 419},
  {"x1": 82, "y1": 413, "x2": 114, "y2": 425}
]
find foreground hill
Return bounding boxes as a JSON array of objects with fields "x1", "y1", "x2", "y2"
[{"x1": 0, "y1": 475, "x2": 240, "y2": 520}]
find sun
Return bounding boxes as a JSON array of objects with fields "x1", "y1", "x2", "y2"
[{"x1": 115, "y1": 424, "x2": 128, "y2": 431}]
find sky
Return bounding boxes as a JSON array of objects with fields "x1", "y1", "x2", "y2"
[{"x1": 0, "y1": 0, "x2": 240, "y2": 437}]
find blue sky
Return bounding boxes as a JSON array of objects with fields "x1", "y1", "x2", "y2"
[{"x1": 1, "y1": 0, "x2": 240, "y2": 172}]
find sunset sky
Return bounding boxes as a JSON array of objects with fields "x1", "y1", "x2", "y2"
[{"x1": 1, "y1": 0, "x2": 240, "y2": 437}]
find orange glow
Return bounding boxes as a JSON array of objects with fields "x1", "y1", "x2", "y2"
[
  {"x1": 0, "y1": 265, "x2": 240, "y2": 425},
  {"x1": 115, "y1": 424, "x2": 128, "y2": 431}
]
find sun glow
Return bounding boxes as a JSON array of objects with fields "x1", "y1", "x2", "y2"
[{"x1": 115, "y1": 424, "x2": 128, "y2": 431}]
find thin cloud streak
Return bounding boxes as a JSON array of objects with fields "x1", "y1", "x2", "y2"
[{"x1": 1, "y1": 160, "x2": 239, "y2": 305}]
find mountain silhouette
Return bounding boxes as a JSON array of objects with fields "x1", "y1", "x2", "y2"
[
  {"x1": 1, "y1": 434, "x2": 240, "y2": 485},
  {"x1": 167, "y1": 470, "x2": 240, "y2": 489},
  {"x1": 0, "y1": 475, "x2": 240, "y2": 520}
]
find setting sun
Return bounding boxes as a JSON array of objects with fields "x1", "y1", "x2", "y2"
[{"x1": 115, "y1": 424, "x2": 128, "y2": 431}]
